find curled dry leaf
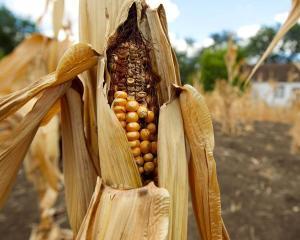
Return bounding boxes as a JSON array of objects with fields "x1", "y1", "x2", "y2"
[{"x1": 0, "y1": 43, "x2": 99, "y2": 122}]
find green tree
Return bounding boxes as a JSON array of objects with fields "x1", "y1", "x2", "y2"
[
  {"x1": 244, "y1": 25, "x2": 281, "y2": 63},
  {"x1": 0, "y1": 6, "x2": 38, "y2": 57},
  {"x1": 175, "y1": 50, "x2": 199, "y2": 84},
  {"x1": 199, "y1": 48, "x2": 227, "y2": 91},
  {"x1": 282, "y1": 23, "x2": 300, "y2": 62}
]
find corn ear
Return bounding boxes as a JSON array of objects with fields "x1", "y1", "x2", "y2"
[
  {"x1": 61, "y1": 82, "x2": 97, "y2": 234},
  {"x1": 0, "y1": 82, "x2": 70, "y2": 208},
  {"x1": 179, "y1": 84, "x2": 229, "y2": 240},
  {"x1": 97, "y1": 59, "x2": 142, "y2": 187},
  {"x1": 158, "y1": 99, "x2": 188, "y2": 240},
  {"x1": 77, "y1": 178, "x2": 170, "y2": 240}
]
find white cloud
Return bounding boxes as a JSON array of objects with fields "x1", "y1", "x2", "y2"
[
  {"x1": 169, "y1": 32, "x2": 214, "y2": 57},
  {"x1": 274, "y1": 11, "x2": 289, "y2": 23},
  {"x1": 146, "y1": 0, "x2": 180, "y2": 22},
  {"x1": 237, "y1": 24, "x2": 260, "y2": 39},
  {"x1": 1, "y1": 0, "x2": 79, "y2": 38}
]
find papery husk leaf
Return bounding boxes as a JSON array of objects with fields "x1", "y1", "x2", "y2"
[
  {"x1": 77, "y1": 179, "x2": 170, "y2": 240},
  {"x1": 52, "y1": 0, "x2": 65, "y2": 38},
  {"x1": 247, "y1": 0, "x2": 300, "y2": 83},
  {"x1": 0, "y1": 34, "x2": 50, "y2": 94},
  {"x1": 96, "y1": 59, "x2": 142, "y2": 187},
  {"x1": 158, "y1": 99, "x2": 188, "y2": 240},
  {"x1": 179, "y1": 85, "x2": 229, "y2": 240},
  {"x1": 0, "y1": 83, "x2": 70, "y2": 208},
  {"x1": 61, "y1": 84, "x2": 97, "y2": 234},
  {"x1": 0, "y1": 43, "x2": 99, "y2": 122}
]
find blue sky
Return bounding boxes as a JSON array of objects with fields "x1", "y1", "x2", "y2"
[
  {"x1": 168, "y1": 0, "x2": 290, "y2": 41},
  {"x1": 0, "y1": 0, "x2": 293, "y2": 51}
]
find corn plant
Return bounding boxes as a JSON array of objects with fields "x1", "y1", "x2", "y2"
[{"x1": 0, "y1": 0, "x2": 229, "y2": 239}]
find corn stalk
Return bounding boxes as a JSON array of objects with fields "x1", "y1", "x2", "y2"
[{"x1": 0, "y1": 0, "x2": 228, "y2": 239}]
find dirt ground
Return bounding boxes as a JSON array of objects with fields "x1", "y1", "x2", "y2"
[{"x1": 0, "y1": 121, "x2": 299, "y2": 240}]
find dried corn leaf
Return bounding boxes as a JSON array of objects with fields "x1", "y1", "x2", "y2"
[
  {"x1": 0, "y1": 82, "x2": 70, "y2": 208},
  {"x1": 158, "y1": 99, "x2": 188, "y2": 240},
  {"x1": 76, "y1": 178, "x2": 103, "y2": 239},
  {"x1": 179, "y1": 85, "x2": 228, "y2": 240},
  {"x1": 52, "y1": 0, "x2": 65, "y2": 38},
  {"x1": 145, "y1": 7, "x2": 180, "y2": 104},
  {"x1": 30, "y1": 117, "x2": 62, "y2": 192},
  {"x1": 96, "y1": 59, "x2": 142, "y2": 188},
  {"x1": 247, "y1": 0, "x2": 300, "y2": 82},
  {"x1": 0, "y1": 43, "x2": 99, "y2": 122},
  {"x1": 61, "y1": 84, "x2": 97, "y2": 234},
  {"x1": 79, "y1": 0, "x2": 140, "y2": 54},
  {"x1": 0, "y1": 34, "x2": 49, "y2": 94},
  {"x1": 77, "y1": 179, "x2": 170, "y2": 240},
  {"x1": 40, "y1": 100, "x2": 61, "y2": 126}
]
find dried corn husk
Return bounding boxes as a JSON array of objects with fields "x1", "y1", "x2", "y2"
[
  {"x1": 77, "y1": 178, "x2": 170, "y2": 240},
  {"x1": 179, "y1": 85, "x2": 229, "y2": 240},
  {"x1": 158, "y1": 99, "x2": 188, "y2": 240},
  {"x1": 247, "y1": 0, "x2": 300, "y2": 82},
  {"x1": 61, "y1": 82, "x2": 97, "y2": 234},
  {"x1": 0, "y1": 82, "x2": 70, "y2": 208}
]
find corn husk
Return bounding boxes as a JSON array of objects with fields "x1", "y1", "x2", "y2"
[
  {"x1": 158, "y1": 99, "x2": 188, "y2": 240},
  {"x1": 61, "y1": 83, "x2": 98, "y2": 234},
  {"x1": 247, "y1": 0, "x2": 300, "y2": 82},
  {"x1": 77, "y1": 178, "x2": 170, "y2": 240},
  {"x1": 97, "y1": 59, "x2": 142, "y2": 187},
  {"x1": 0, "y1": 82, "x2": 70, "y2": 208},
  {"x1": 179, "y1": 84, "x2": 229, "y2": 240}
]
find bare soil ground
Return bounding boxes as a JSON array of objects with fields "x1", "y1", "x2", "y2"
[{"x1": 0, "y1": 121, "x2": 299, "y2": 240}]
